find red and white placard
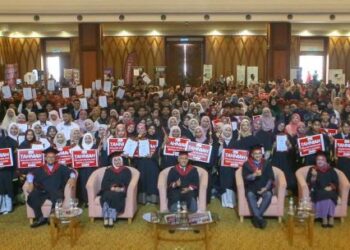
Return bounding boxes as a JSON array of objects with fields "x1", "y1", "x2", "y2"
[
  {"x1": 71, "y1": 149, "x2": 99, "y2": 168},
  {"x1": 163, "y1": 137, "x2": 190, "y2": 156},
  {"x1": 297, "y1": 134, "x2": 325, "y2": 157},
  {"x1": 17, "y1": 149, "x2": 44, "y2": 169},
  {"x1": 335, "y1": 139, "x2": 350, "y2": 158},
  {"x1": 56, "y1": 146, "x2": 72, "y2": 165},
  {"x1": 320, "y1": 128, "x2": 338, "y2": 137},
  {"x1": 187, "y1": 142, "x2": 212, "y2": 163},
  {"x1": 0, "y1": 148, "x2": 13, "y2": 167},
  {"x1": 221, "y1": 148, "x2": 249, "y2": 168},
  {"x1": 107, "y1": 138, "x2": 127, "y2": 155}
]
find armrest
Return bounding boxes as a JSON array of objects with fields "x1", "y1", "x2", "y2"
[
  {"x1": 157, "y1": 171, "x2": 169, "y2": 212},
  {"x1": 296, "y1": 170, "x2": 310, "y2": 199},
  {"x1": 273, "y1": 168, "x2": 287, "y2": 204},
  {"x1": 22, "y1": 181, "x2": 31, "y2": 199},
  {"x1": 86, "y1": 172, "x2": 100, "y2": 201},
  {"x1": 197, "y1": 170, "x2": 208, "y2": 212},
  {"x1": 337, "y1": 171, "x2": 350, "y2": 204},
  {"x1": 63, "y1": 178, "x2": 77, "y2": 207},
  {"x1": 235, "y1": 169, "x2": 245, "y2": 199}
]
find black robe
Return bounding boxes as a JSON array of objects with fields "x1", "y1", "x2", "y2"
[
  {"x1": 167, "y1": 165, "x2": 199, "y2": 209},
  {"x1": 0, "y1": 136, "x2": 18, "y2": 199},
  {"x1": 255, "y1": 130, "x2": 274, "y2": 152},
  {"x1": 334, "y1": 133, "x2": 350, "y2": 182},
  {"x1": 306, "y1": 167, "x2": 338, "y2": 204},
  {"x1": 219, "y1": 136, "x2": 237, "y2": 192},
  {"x1": 304, "y1": 131, "x2": 330, "y2": 165},
  {"x1": 242, "y1": 160, "x2": 274, "y2": 194},
  {"x1": 27, "y1": 164, "x2": 74, "y2": 216},
  {"x1": 100, "y1": 167, "x2": 131, "y2": 213}
]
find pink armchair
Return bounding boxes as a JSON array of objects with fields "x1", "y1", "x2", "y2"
[
  {"x1": 158, "y1": 166, "x2": 208, "y2": 213},
  {"x1": 86, "y1": 166, "x2": 139, "y2": 224},
  {"x1": 236, "y1": 166, "x2": 287, "y2": 223},
  {"x1": 296, "y1": 165, "x2": 350, "y2": 222},
  {"x1": 23, "y1": 178, "x2": 77, "y2": 224}
]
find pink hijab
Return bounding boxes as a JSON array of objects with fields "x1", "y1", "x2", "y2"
[{"x1": 285, "y1": 113, "x2": 301, "y2": 136}]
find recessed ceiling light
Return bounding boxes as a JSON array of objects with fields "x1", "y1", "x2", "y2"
[
  {"x1": 298, "y1": 30, "x2": 313, "y2": 36},
  {"x1": 328, "y1": 30, "x2": 341, "y2": 36},
  {"x1": 208, "y1": 30, "x2": 222, "y2": 36},
  {"x1": 148, "y1": 30, "x2": 161, "y2": 36},
  {"x1": 239, "y1": 30, "x2": 254, "y2": 36}
]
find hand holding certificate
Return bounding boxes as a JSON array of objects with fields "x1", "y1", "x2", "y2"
[
  {"x1": 123, "y1": 139, "x2": 138, "y2": 157},
  {"x1": 276, "y1": 135, "x2": 288, "y2": 152},
  {"x1": 138, "y1": 139, "x2": 150, "y2": 157}
]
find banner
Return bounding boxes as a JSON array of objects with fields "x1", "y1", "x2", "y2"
[
  {"x1": 71, "y1": 150, "x2": 99, "y2": 168},
  {"x1": 56, "y1": 146, "x2": 72, "y2": 165},
  {"x1": 297, "y1": 134, "x2": 325, "y2": 157},
  {"x1": 320, "y1": 128, "x2": 338, "y2": 137},
  {"x1": 163, "y1": 137, "x2": 190, "y2": 156},
  {"x1": 187, "y1": 142, "x2": 212, "y2": 163},
  {"x1": 221, "y1": 149, "x2": 249, "y2": 168},
  {"x1": 107, "y1": 138, "x2": 127, "y2": 155},
  {"x1": 0, "y1": 148, "x2": 13, "y2": 167},
  {"x1": 17, "y1": 149, "x2": 44, "y2": 169},
  {"x1": 335, "y1": 139, "x2": 350, "y2": 158},
  {"x1": 134, "y1": 140, "x2": 159, "y2": 157}
]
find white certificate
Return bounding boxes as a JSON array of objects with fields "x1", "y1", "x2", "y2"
[
  {"x1": 95, "y1": 80, "x2": 102, "y2": 90},
  {"x1": 76, "y1": 85, "x2": 83, "y2": 95},
  {"x1": 47, "y1": 79, "x2": 55, "y2": 91},
  {"x1": 18, "y1": 135, "x2": 25, "y2": 145},
  {"x1": 17, "y1": 123, "x2": 28, "y2": 133},
  {"x1": 123, "y1": 139, "x2": 138, "y2": 157},
  {"x1": 92, "y1": 81, "x2": 96, "y2": 90},
  {"x1": 98, "y1": 96, "x2": 107, "y2": 108},
  {"x1": 39, "y1": 138, "x2": 51, "y2": 150},
  {"x1": 117, "y1": 79, "x2": 124, "y2": 87},
  {"x1": 62, "y1": 88, "x2": 70, "y2": 98},
  {"x1": 138, "y1": 139, "x2": 150, "y2": 157},
  {"x1": 116, "y1": 88, "x2": 125, "y2": 99},
  {"x1": 84, "y1": 88, "x2": 92, "y2": 98},
  {"x1": 185, "y1": 86, "x2": 191, "y2": 94},
  {"x1": 159, "y1": 77, "x2": 165, "y2": 87},
  {"x1": 103, "y1": 81, "x2": 112, "y2": 92},
  {"x1": 16, "y1": 79, "x2": 22, "y2": 85},
  {"x1": 23, "y1": 87, "x2": 33, "y2": 100},
  {"x1": 32, "y1": 89, "x2": 37, "y2": 99},
  {"x1": 276, "y1": 135, "x2": 288, "y2": 152},
  {"x1": 143, "y1": 75, "x2": 151, "y2": 84},
  {"x1": 31, "y1": 143, "x2": 44, "y2": 150},
  {"x1": 133, "y1": 69, "x2": 140, "y2": 76},
  {"x1": 1, "y1": 85, "x2": 12, "y2": 99},
  {"x1": 231, "y1": 121, "x2": 237, "y2": 131},
  {"x1": 79, "y1": 98, "x2": 88, "y2": 110}
]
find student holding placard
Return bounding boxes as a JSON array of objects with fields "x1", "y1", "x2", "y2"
[
  {"x1": 160, "y1": 126, "x2": 184, "y2": 169},
  {"x1": 0, "y1": 123, "x2": 19, "y2": 214},
  {"x1": 333, "y1": 121, "x2": 350, "y2": 184}
]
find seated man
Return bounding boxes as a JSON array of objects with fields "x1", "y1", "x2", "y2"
[
  {"x1": 242, "y1": 145, "x2": 274, "y2": 229},
  {"x1": 26, "y1": 147, "x2": 76, "y2": 228},
  {"x1": 100, "y1": 152, "x2": 131, "y2": 228},
  {"x1": 167, "y1": 151, "x2": 199, "y2": 213}
]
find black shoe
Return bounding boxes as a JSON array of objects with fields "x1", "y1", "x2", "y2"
[
  {"x1": 251, "y1": 217, "x2": 260, "y2": 228},
  {"x1": 168, "y1": 230, "x2": 175, "y2": 234},
  {"x1": 321, "y1": 223, "x2": 328, "y2": 228},
  {"x1": 193, "y1": 230, "x2": 200, "y2": 234},
  {"x1": 327, "y1": 224, "x2": 334, "y2": 228},
  {"x1": 30, "y1": 217, "x2": 48, "y2": 228},
  {"x1": 259, "y1": 219, "x2": 267, "y2": 229}
]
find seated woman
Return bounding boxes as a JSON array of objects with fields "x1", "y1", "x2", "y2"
[
  {"x1": 306, "y1": 151, "x2": 339, "y2": 228},
  {"x1": 242, "y1": 145, "x2": 275, "y2": 229},
  {"x1": 99, "y1": 152, "x2": 131, "y2": 228}
]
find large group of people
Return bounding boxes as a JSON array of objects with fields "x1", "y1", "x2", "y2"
[{"x1": 0, "y1": 76, "x2": 349, "y2": 229}]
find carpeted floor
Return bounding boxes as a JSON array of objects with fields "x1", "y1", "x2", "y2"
[{"x1": 1, "y1": 199, "x2": 349, "y2": 250}]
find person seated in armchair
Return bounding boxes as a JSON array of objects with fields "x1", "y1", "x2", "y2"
[
  {"x1": 26, "y1": 147, "x2": 77, "y2": 228},
  {"x1": 99, "y1": 152, "x2": 131, "y2": 228},
  {"x1": 242, "y1": 145, "x2": 275, "y2": 229},
  {"x1": 306, "y1": 151, "x2": 339, "y2": 228},
  {"x1": 167, "y1": 151, "x2": 199, "y2": 213}
]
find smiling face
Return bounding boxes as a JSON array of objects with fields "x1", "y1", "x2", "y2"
[
  {"x1": 84, "y1": 135, "x2": 93, "y2": 144},
  {"x1": 178, "y1": 154, "x2": 189, "y2": 167},
  {"x1": 56, "y1": 133, "x2": 65, "y2": 144},
  {"x1": 316, "y1": 155, "x2": 327, "y2": 168},
  {"x1": 251, "y1": 149, "x2": 263, "y2": 162},
  {"x1": 112, "y1": 156, "x2": 123, "y2": 167},
  {"x1": 195, "y1": 127, "x2": 203, "y2": 138}
]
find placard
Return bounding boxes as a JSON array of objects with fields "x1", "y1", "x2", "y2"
[
  {"x1": 107, "y1": 138, "x2": 127, "y2": 155},
  {"x1": 0, "y1": 148, "x2": 13, "y2": 167},
  {"x1": 103, "y1": 81, "x2": 112, "y2": 92},
  {"x1": 116, "y1": 88, "x2": 125, "y2": 99},
  {"x1": 221, "y1": 149, "x2": 249, "y2": 168},
  {"x1": 133, "y1": 69, "x2": 140, "y2": 76},
  {"x1": 203, "y1": 64, "x2": 213, "y2": 83},
  {"x1": 47, "y1": 79, "x2": 55, "y2": 91},
  {"x1": 297, "y1": 134, "x2": 325, "y2": 157},
  {"x1": 56, "y1": 146, "x2": 72, "y2": 165},
  {"x1": 159, "y1": 77, "x2": 165, "y2": 87},
  {"x1": 23, "y1": 87, "x2": 33, "y2": 100},
  {"x1": 62, "y1": 87, "x2": 70, "y2": 98},
  {"x1": 247, "y1": 66, "x2": 258, "y2": 85},
  {"x1": 335, "y1": 139, "x2": 350, "y2": 158},
  {"x1": 84, "y1": 88, "x2": 92, "y2": 98},
  {"x1": 1, "y1": 85, "x2": 12, "y2": 99},
  {"x1": 71, "y1": 149, "x2": 98, "y2": 168},
  {"x1": 17, "y1": 149, "x2": 44, "y2": 168},
  {"x1": 76, "y1": 85, "x2": 83, "y2": 95},
  {"x1": 163, "y1": 137, "x2": 190, "y2": 156},
  {"x1": 187, "y1": 142, "x2": 212, "y2": 163},
  {"x1": 79, "y1": 98, "x2": 88, "y2": 110},
  {"x1": 95, "y1": 80, "x2": 102, "y2": 90},
  {"x1": 320, "y1": 128, "x2": 338, "y2": 137},
  {"x1": 98, "y1": 95, "x2": 108, "y2": 108}
]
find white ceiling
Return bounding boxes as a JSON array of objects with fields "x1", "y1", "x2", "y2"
[{"x1": 0, "y1": 0, "x2": 349, "y2": 14}]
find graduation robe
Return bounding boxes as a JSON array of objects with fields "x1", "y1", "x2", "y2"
[
  {"x1": 242, "y1": 160, "x2": 275, "y2": 194},
  {"x1": 99, "y1": 166, "x2": 131, "y2": 213},
  {"x1": 167, "y1": 164, "x2": 199, "y2": 208},
  {"x1": 334, "y1": 133, "x2": 350, "y2": 182}
]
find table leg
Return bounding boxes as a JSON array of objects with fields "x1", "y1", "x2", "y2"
[
  {"x1": 153, "y1": 224, "x2": 158, "y2": 250},
  {"x1": 50, "y1": 217, "x2": 58, "y2": 247},
  {"x1": 308, "y1": 214, "x2": 314, "y2": 247},
  {"x1": 205, "y1": 224, "x2": 209, "y2": 250},
  {"x1": 287, "y1": 216, "x2": 294, "y2": 246}
]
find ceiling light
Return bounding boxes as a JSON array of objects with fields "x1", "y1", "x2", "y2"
[
  {"x1": 117, "y1": 30, "x2": 132, "y2": 36},
  {"x1": 208, "y1": 30, "x2": 222, "y2": 36},
  {"x1": 328, "y1": 30, "x2": 341, "y2": 36},
  {"x1": 239, "y1": 30, "x2": 254, "y2": 36},
  {"x1": 148, "y1": 30, "x2": 161, "y2": 36},
  {"x1": 298, "y1": 30, "x2": 313, "y2": 36}
]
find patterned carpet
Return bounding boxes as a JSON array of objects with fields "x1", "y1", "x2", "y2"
[{"x1": 1, "y1": 199, "x2": 349, "y2": 250}]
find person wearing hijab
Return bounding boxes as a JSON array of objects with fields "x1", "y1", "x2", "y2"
[
  {"x1": 134, "y1": 123, "x2": 159, "y2": 204},
  {"x1": 46, "y1": 126, "x2": 58, "y2": 146},
  {"x1": 253, "y1": 118, "x2": 274, "y2": 160},
  {"x1": 18, "y1": 129, "x2": 39, "y2": 149},
  {"x1": 27, "y1": 112, "x2": 37, "y2": 129},
  {"x1": 285, "y1": 113, "x2": 302, "y2": 137},
  {"x1": 261, "y1": 107, "x2": 275, "y2": 132},
  {"x1": 67, "y1": 128, "x2": 82, "y2": 148},
  {"x1": 16, "y1": 113, "x2": 28, "y2": 134},
  {"x1": 0, "y1": 123, "x2": 19, "y2": 214},
  {"x1": 200, "y1": 116, "x2": 212, "y2": 138},
  {"x1": 167, "y1": 116, "x2": 179, "y2": 134},
  {"x1": 271, "y1": 121, "x2": 296, "y2": 194},
  {"x1": 306, "y1": 152, "x2": 339, "y2": 228},
  {"x1": 32, "y1": 123, "x2": 50, "y2": 150},
  {"x1": 100, "y1": 152, "x2": 131, "y2": 227},
  {"x1": 95, "y1": 108, "x2": 109, "y2": 127},
  {"x1": 0, "y1": 109, "x2": 17, "y2": 130},
  {"x1": 84, "y1": 119, "x2": 97, "y2": 135},
  {"x1": 53, "y1": 132, "x2": 67, "y2": 149},
  {"x1": 334, "y1": 121, "x2": 350, "y2": 186},
  {"x1": 184, "y1": 118, "x2": 199, "y2": 140},
  {"x1": 48, "y1": 110, "x2": 61, "y2": 126},
  {"x1": 242, "y1": 145, "x2": 274, "y2": 229},
  {"x1": 234, "y1": 118, "x2": 257, "y2": 150},
  {"x1": 219, "y1": 124, "x2": 238, "y2": 208},
  {"x1": 75, "y1": 109, "x2": 88, "y2": 132}
]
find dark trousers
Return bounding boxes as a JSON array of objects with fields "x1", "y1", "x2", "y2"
[
  {"x1": 246, "y1": 191, "x2": 272, "y2": 220},
  {"x1": 27, "y1": 189, "x2": 61, "y2": 218}
]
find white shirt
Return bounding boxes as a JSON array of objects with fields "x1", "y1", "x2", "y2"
[{"x1": 56, "y1": 121, "x2": 80, "y2": 140}]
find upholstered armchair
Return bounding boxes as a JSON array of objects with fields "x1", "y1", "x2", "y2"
[
  {"x1": 236, "y1": 166, "x2": 287, "y2": 223},
  {"x1": 23, "y1": 177, "x2": 77, "y2": 224},
  {"x1": 86, "y1": 166, "x2": 140, "y2": 224},
  {"x1": 296, "y1": 165, "x2": 350, "y2": 222},
  {"x1": 158, "y1": 166, "x2": 208, "y2": 213}
]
